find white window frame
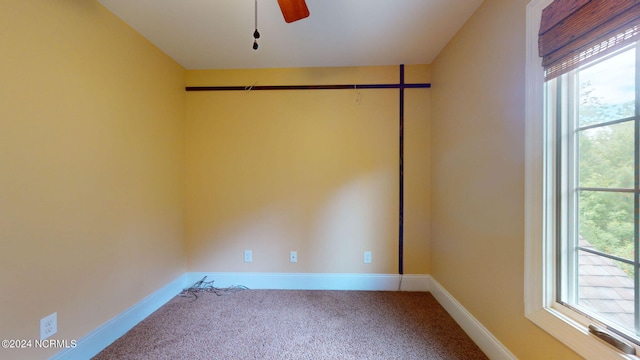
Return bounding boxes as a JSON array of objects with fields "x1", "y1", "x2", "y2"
[{"x1": 525, "y1": 0, "x2": 639, "y2": 359}]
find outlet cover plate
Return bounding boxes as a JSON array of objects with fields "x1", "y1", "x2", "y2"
[{"x1": 40, "y1": 312, "x2": 57, "y2": 340}]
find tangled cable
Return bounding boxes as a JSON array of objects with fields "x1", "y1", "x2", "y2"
[{"x1": 179, "y1": 276, "x2": 249, "y2": 301}]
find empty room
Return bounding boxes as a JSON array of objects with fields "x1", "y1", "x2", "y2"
[{"x1": 2, "y1": 0, "x2": 637, "y2": 359}]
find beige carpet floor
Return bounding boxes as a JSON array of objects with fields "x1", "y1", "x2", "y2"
[{"x1": 93, "y1": 290, "x2": 488, "y2": 359}]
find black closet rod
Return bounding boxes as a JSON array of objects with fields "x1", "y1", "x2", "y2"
[{"x1": 185, "y1": 83, "x2": 430, "y2": 91}]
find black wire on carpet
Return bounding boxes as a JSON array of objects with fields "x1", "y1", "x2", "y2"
[{"x1": 179, "y1": 276, "x2": 249, "y2": 301}]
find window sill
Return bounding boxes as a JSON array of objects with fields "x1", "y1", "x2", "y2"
[{"x1": 526, "y1": 306, "x2": 635, "y2": 359}]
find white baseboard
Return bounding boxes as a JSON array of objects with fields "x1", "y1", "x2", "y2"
[
  {"x1": 186, "y1": 272, "x2": 431, "y2": 292},
  {"x1": 429, "y1": 277, "x2": 518, "y2": 360},
  {"x1": 51, "y1": 274, "x2": 187, "y2": 360},
  {"x1": 399, "y1": 274, "x2": 432, "y2": 292}
]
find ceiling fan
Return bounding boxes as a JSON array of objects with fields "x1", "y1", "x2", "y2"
[{"x1": 253, "y1": 0, "x2": 309, "y2": 49}]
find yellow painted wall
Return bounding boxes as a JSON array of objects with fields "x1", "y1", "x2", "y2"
[
  {"x1": 0, "y1": 1, "x2": 186, "y2": 359},
  {"x1": 185, "y1": 65, "x2": 430, "y2": 274},
  {"x1": 430, "y1": 0, "x2": 579, "y2": 359},
  {"x1": 404, "y1": 67, "x2": 431, "y2": 274}
]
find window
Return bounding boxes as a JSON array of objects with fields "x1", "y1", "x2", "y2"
[
  {"x1": 526, "y1": 0, "x2": 640, "y2": 358},
  {"x1": 553, "y1": 42, "x2": 639, "y2": 344}
]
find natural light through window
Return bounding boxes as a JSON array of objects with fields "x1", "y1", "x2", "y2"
[
  {"x1": 550, "y1": 43, "x2": 639, "y2": 341},
  {"x1": 525, "y1": 0, "x2": 640, "y2": 358}
]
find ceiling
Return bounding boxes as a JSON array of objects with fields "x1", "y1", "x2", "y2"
[{"x1": 96, "y1": 0, "x2": 484, "y2": 70}]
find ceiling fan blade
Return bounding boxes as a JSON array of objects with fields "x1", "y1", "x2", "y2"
[{"x1": 277, "y1": 0, "x2": 310, "y2": 23}]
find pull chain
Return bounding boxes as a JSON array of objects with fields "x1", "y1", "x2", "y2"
[{"x1": 253, "y1": 0, "x2": 260, "y2": 50}]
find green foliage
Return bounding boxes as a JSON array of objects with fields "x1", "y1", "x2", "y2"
[{"x1": 577, "y1": 82, "x2": 636, "y2": 276}]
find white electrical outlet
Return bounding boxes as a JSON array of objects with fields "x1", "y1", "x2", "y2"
[
  {"x1": 244, "y1": 250, "x2": 252, "y2": 263},
  {"x1": 364, "y1": 251, "x2": 372, "y2": 264},
  {"x1": 40, "y1": 312, "x2": 57, "y2": 340},
  {"x1": 290, "y1": 251, "x2": 297, "y2": 263}
]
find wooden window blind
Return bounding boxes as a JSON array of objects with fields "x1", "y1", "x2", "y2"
[{"x1": 539, "y1": 0, "x2": 640, "y2": 80}]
